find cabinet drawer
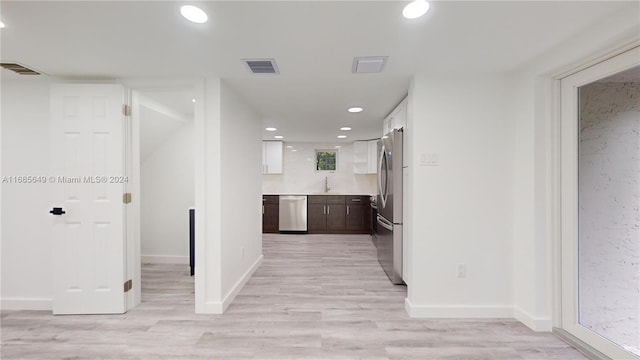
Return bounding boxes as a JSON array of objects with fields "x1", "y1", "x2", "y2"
[
  {"x1": 308, "y1": 195, "x2": 326, "y2": 204},
  {"x1": 346, "y1": 195, "x2": 368, "y2": 204},
  {"x1": 262, "y1": 195, "x2": 279, "y2": 205},
  {"x1": 326, "y1": 195, "x2": 345, "y2": 204}
]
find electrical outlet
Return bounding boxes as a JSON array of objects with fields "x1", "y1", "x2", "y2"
[{"x1": 457, "y1": 263, "x2": 466, "y2": 278}]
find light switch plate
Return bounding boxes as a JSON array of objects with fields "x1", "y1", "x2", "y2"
[{"x1": 420, "y1": 153, "x2": 439, "y2": 166}]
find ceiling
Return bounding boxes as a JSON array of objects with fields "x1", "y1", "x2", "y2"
[{"x1": 1, "y1": 1, "x2": 636, "y2": 142}]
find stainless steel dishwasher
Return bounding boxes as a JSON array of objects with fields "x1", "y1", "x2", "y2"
[{"x1": 279, "y1": 195, "x2": 308, "y2": 232}]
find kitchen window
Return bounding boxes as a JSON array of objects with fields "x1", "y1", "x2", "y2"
[{"x1": 315, "y1": 150, "x2": 337, "y2": 172}]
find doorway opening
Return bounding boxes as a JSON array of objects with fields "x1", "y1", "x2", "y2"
[
  {"x1": 136, "y1": 87, "x2": 196, "y2": 309},
  {"x1": 558, "y1": 47, "x2": 640, "y2": 359}
]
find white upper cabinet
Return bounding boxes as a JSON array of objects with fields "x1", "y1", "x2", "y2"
[
  {"x1": 367, "y1": 140, "x2": 378, "y2": 174},
  {"x1": 353, "y1": 139, "x2": 378, "y2": 174},
  {"x1": 262, "y1": 141, "x2": 283, "y2": 174},
  {"x1": 383, "y1": 97, "x2": 408, "y2": 135}
]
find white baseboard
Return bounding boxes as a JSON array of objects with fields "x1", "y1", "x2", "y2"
[
  {"x1": 405, "y1": 298, "x2": 514, "y2": 318},
  {"x1": 141, "y1": 255, "x2": 189, "y2": 264},
  {"x1": 221, "y1": 255, "x2": 264, "y2": 312},
  {"x1": 514, "y1": 306, "x2": 552, "y2": 332},
  {"x1": 194, "y1": 255, "x2": 264, "y2": 315},
  {"x1": 2, "y1": 297, "x2": 52, "y2": 311},
  {"x1": 199, "y1": 301, "x2": 224, "y2": 314}
]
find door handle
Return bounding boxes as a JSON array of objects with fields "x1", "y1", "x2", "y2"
[
  {"x1": 323, "y1": 205, "x2": 326, "y2": 215},
  {"x1": 327, "y1": 206, "x2": 330, "y2": 215},
  {"x1": 262, "y1": 205, "x2": 264, "y2": 215},
  {"x1": 377, "y1": 215, "x2": 393, "y2": 231},
  {"x1": 49, "y1": 207, "x2": 66, "y2": 215},
  {"x1": 347, "y1": 205, "x2": 350, "y2": 215}
]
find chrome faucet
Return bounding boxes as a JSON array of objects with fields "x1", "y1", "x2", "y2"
[{"x1": 325, "y1": 176, "x2": 331, "y2": 193}]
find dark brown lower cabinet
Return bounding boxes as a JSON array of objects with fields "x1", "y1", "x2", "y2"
[
  {"x1": 308, "y1": 195, "x2": 368, "y2": 234},
  {"x1": 263, "y1": 194, "x2": 370, "y2": 234},
  {"x1": 326, "y1": 204, "x2": 346, "y2": 230},
  {"x1": 262, "y1": 195, "x2": 279, "y2": 233},
  {"x1": 307, "y1": 203, "x2": 327, "y2": 231},
  {"x1": 346, "y1": 195, "x2": 369, "y2": 232}
]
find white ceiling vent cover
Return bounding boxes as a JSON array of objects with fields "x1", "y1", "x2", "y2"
[
  {"x1": 242, "y1": 58, "x2": 279, "y2": 74},
  {"x1": 352, "y1": 56, "x2": 388, "y2": 74}
]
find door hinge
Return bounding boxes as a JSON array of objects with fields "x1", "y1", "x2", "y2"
[
  {"x1": 124, "y1": 279, "x2": 133, "y2": 293},
  {"x1": 123, "y1": 192, "x2": 132, "y2": 204},
  {"x1": 122, "y1": 104, "x2": 131, "y2": 116}
]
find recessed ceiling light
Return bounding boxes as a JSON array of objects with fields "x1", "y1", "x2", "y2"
[
  {"x1": 292, "y1": 149, "x2": 297, "y2": 152},
  {"x1": 265, "y1": 127, "x2": 277, "y2": 131},
  {"x1": 286, "y1": 145, "x2": 293, "y2": 149},
  {"x1": 403, "y1": 0, "x2": 430, "y2": 19},
  {"x1": 180, "y1": 5, "x2": 208, "y2": 23},
  {"x1": 274, "y1": 135, "x2": 284, "y2": 139},
  {"x1": 334, "y1": 145, "x2": 342, "y2": 149},
  {"x1": 348, "y1": 107, "x2": 363, "y2": 113},
  {"x1": 340, "y1": 127, "x2": 352, "y2": 131},
  {"x1": 191, "y1": 98, "x2": 196, "y2": 103},
  {"x1": 337, "y1": 135, "x2": 347, "y2": 139},
  {"x1": 0, "y1": 21, "x2": 5, "y2": 29}
]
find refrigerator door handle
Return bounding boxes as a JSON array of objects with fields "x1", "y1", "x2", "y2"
[
  {"x1": 378, "y1": 146, "x2": 386, "y2": 208},
  {"x1": 377, "y1": 215, "x2": 393, "y2": 231}
]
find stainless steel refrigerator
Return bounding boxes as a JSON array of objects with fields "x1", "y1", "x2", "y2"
[{"x1": 376, "y1": 129, "x2": 404, "y2": 285}]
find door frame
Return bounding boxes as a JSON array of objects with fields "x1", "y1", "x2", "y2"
[
  {"x1": 125, "y1": 88, "x2": 140, "y2": 310},
  {"x1": 122, "y1": 78, "x2": 202, "y2": 311},
  {"x1": 552, "y1": 46, "x2": 640, "y2": 359},
  {"x1": 50, "y1": 83, "x2": 129, "y2": 314}
]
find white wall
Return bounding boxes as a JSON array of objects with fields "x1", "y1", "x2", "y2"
[
  {"x1": 262, "y1": 142, "x2": 377, "y2": 195},
  {"x1": 509, "y1": 4, "x2": 640, "y2": 331},
  {"x1": 194, "y1": 78, "x2": 263, "y2": 314},
  {"x1": 1, "y1": 78, "x2": 53, "y2": 309},
  {"x1": 140, "y1": 120, "x2": 194, "y2": 263},
  {"x1": 578, "y1": 82, "x2": 640, "y2": 353},
  {"x1": 405, "y1": 74, "x2": 515, "y2": 317},
  {"x1": 219, "y1": 81, "x2": 263, "y2": 302}
]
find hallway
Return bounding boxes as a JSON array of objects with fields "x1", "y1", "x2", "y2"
[{"x1": 1, "y1": 234, "x2": 586, "y2": 359}]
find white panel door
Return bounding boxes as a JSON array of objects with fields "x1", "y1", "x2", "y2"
[{"x1": 50, "y1": 84, "x2": 126, "y2": 315}]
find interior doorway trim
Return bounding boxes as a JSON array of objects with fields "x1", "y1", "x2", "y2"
[
  {"x1": 552, "y1": 46, "x2": 640, "y2": 360},
  {"x1": 122, "y1": 78, "x2": 201, "y2": 312}
]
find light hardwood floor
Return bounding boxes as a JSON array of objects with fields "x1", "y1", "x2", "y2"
[{"x1": 1, "y1": 234, "x2": 587, "y2": 359}]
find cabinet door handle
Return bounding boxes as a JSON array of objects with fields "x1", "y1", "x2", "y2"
[
  {"x1": 347, "y1": 205, "x2": 350, "y2": 215},
  {"x1": 323, "y1": 205, "x2": 326, "y2": 215},
  {"x1": 327, "y1": 206, "x2": 330, "y2": 215},
  {"x1": 351, "y1": 198, "x2": 361, "y2": 202},
  {"x1": 262, "y1": 205, "x2": 264, "y2": 215}
]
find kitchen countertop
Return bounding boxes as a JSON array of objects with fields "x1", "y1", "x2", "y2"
[{"x1": 264, "y1": 193, "x2": 375, "y2": 196}]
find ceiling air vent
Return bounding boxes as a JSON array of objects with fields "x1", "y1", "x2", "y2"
[
  {"x1": 242, "y1": 58, "x2": 279, "y2": 74},
  {"x1": 352, "y1": 56, "x2": 388, "y2": 74},
  {"x1": 0, "y1": 62, "x2": 40, "y2": 75}
]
